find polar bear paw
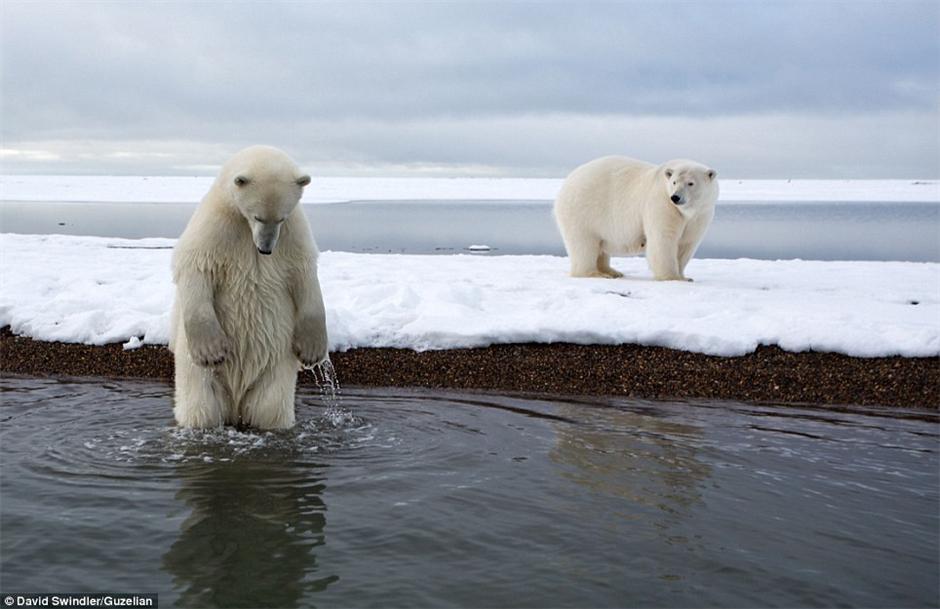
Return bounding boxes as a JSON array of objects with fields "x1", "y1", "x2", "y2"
[
  {"x1": 580, "y1": 269, "x2": 622, "y2": 279},
  {"x1": 654, "y1": 274, "x2": 693, "y2": 282},
  {"x1": 293, "y1": 320, "x2": 329, "y2": 367},
  {"x1": 188, "y1": 326, "x2": 232, "y2": 367}
]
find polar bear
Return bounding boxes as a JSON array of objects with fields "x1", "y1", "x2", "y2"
[
  {"x1": 169, "y1": 145, "x2": 328, "y2": 430},
  {"x1": 554, "y1": 156, "x2": 718, "y2": 281}
]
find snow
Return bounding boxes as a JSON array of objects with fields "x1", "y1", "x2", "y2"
[
  {"x1": 1, "y1": 233, "x2": 937, "y2": 358},
  {"x1": 1, "y1": 175, "x2": 938, "y2": 204}
]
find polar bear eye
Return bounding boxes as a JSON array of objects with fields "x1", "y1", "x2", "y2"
[{"x1": 688, "y1": 182, "x2": 695, "y2": 187}]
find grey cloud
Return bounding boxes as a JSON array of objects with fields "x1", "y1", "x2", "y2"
[
  {"x1": 3, "y1": 110, "x2": 936, "y2": 178},
  {"x1": 1, "y1": 1, "x2": 938, "y2": 177}
]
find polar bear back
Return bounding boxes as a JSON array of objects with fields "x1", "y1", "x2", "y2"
[{"x1": 554, "y1": 156, "x2": 661, "y2": 248}]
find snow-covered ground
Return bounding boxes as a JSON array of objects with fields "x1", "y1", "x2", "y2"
[
  {"x1": 1, "y1": 175, "x2": 938, "y2": 204},
  {"x1": 1, "y1": 233, "x2": 937, "y2": 358}
]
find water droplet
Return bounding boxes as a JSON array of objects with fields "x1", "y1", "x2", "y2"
[{"x1": 303, "y1": 358, "x2": 347, "y2": 422}]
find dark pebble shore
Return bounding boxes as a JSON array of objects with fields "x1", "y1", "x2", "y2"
[{"x1": 1, "y1": 327, "x2": 937, "y2": 409}]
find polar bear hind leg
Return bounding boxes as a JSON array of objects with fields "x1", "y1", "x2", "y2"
[
  {"x1": 173, "y1": 354, "x2": 230, "y2": 429},
  {"x1": 563, "y1": 230, "x2": 612, "y2": 278},
  {"x1": 238, "y1": 358, "x2": 299, "y2": 430},
  {"x1": 596, "y1": 252, "x2": 623, "y2": 278}
]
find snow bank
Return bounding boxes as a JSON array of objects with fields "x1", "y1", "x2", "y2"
[
  {"x1": 2, "y1": 175, "x2": 937, "y2": 204},
  {"x1": 1, "y1": 234, "x2": 937, "y2": 358}
]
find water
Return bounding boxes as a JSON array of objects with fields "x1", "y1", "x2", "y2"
[
  {"x1": 1, "y1": 376, "x2": 937, "y2": 608},
  {"x1": 304, "y1": 358, "x2": 341, "y2": 407},
  {"x1": 2, "y1": 199, "x2": 938, "y2": 261}
]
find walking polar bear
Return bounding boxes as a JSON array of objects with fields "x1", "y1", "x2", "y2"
[
  {"x1": 170, "y1": 145, "x2": 328, "y2": 430},
  {"x1": 554, "y1": 156, "x2": 718, "y2": 281}
]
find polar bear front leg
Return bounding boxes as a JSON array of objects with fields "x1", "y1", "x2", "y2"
[
  {"x1": 289, "y1": 265, "x2": 329, "y2": 367},
  {"x1": 676, "y1": 211, "x2": 712, "y2": 280},
  {"x1": 177, "y1": 269, "x2": 231, "y2": 366},
  {"x1": 677, "y1": 240, "x2": 699, "y2": 279},
  {"x1": 646, "y1": 233, "x2": 687, "y2": 281},
  {"x1": 173, "y1": 269, "x2": 233, "y2": 428}
]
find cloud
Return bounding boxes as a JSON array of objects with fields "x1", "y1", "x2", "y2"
[
  {"x1": 1, "y1": 1, "x2": 938, "y2": 176},
  {"x1": 3, "y1": 110, "x2": 936, "y2": 178}
]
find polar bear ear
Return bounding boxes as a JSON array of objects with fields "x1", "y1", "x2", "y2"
[
  {"x1": 664, "y1": 168, "x2": 673, "y2": 179},
  {"x1": 234, "y1": 175, "x2": 251, "y2": 187},
  {"x1": 296, "y1": 175, "x2": 311, "y2": 187},
  {"x1": 706, "y1": 169, "x2": 716, "y2": 181}
]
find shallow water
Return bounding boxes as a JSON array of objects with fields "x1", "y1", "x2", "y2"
[
  {"x1": 1, "y1": 376, "x2": 937, "y2": 608},
  {"x1": 2, "y1": 199, "x2": 938, "y2": 261}
]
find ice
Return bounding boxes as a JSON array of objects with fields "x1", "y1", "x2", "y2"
[
  {"x1": 122, "y1": 336, "x2": 143, "y2": 350},
  {"x1": 0, "y1": 233, "x2": 937, "y2": 358}
]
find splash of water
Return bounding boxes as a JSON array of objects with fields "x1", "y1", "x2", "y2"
[
  {"x1": 303, "y1": 358, "x2": 351, "y2": 426},
  {"x1": 305, "y1": 358, "x2": 340, "y2": 403}
]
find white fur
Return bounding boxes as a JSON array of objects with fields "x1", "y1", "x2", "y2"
[
  {"x1": 170, "y1": 145, "x2": 327, "y2": 430},
  {"x1": 554, "y1": 156, "x2": 719, "y2": 281}
]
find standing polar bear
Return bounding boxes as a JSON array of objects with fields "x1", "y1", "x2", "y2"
[
  {"x1": 554, "y1": 156, "x2": 718, "y2": 281},
  {"x1": 170, "y1": 145, "x2": 328, "y2": 430}
]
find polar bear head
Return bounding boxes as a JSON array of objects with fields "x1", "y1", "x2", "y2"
[
  {"x1": 662, "y1": 160, "x2": 718, "y2": 213},
  {"x1": 220, "y1": 146, "x2": 311, "y2": 255}
]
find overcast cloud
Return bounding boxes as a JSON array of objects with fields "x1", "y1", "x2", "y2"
[{"x1": 1, "y1": 1, "x2": 938, "y2": 177}]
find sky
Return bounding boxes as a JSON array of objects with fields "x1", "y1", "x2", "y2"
[{"x1": 1, "y1": 1, "x2": 938, "y2": 178}]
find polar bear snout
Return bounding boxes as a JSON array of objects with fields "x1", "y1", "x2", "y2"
[
  {"x1": 670, "y1": 194, "x2": 683, "y2": 205},
  {"x1": 249, "y1": 219, "x2": 282, "y2": 255}
]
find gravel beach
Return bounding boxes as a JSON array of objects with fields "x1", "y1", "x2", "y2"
[{"x1": 2, "y1": 327, "x2": 936, "y2": 409}]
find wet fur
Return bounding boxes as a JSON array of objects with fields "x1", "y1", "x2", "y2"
[{"x1": 170, "y1": 146, "x2": 327, "y2": 430}]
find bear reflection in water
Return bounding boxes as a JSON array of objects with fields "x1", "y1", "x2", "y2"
[
  {"x1": 550, "y1": 400, "x2": 712, "y2": 529},
  {"x1": 162, "y1": 459, "x2": 337, "y2": 608}
]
